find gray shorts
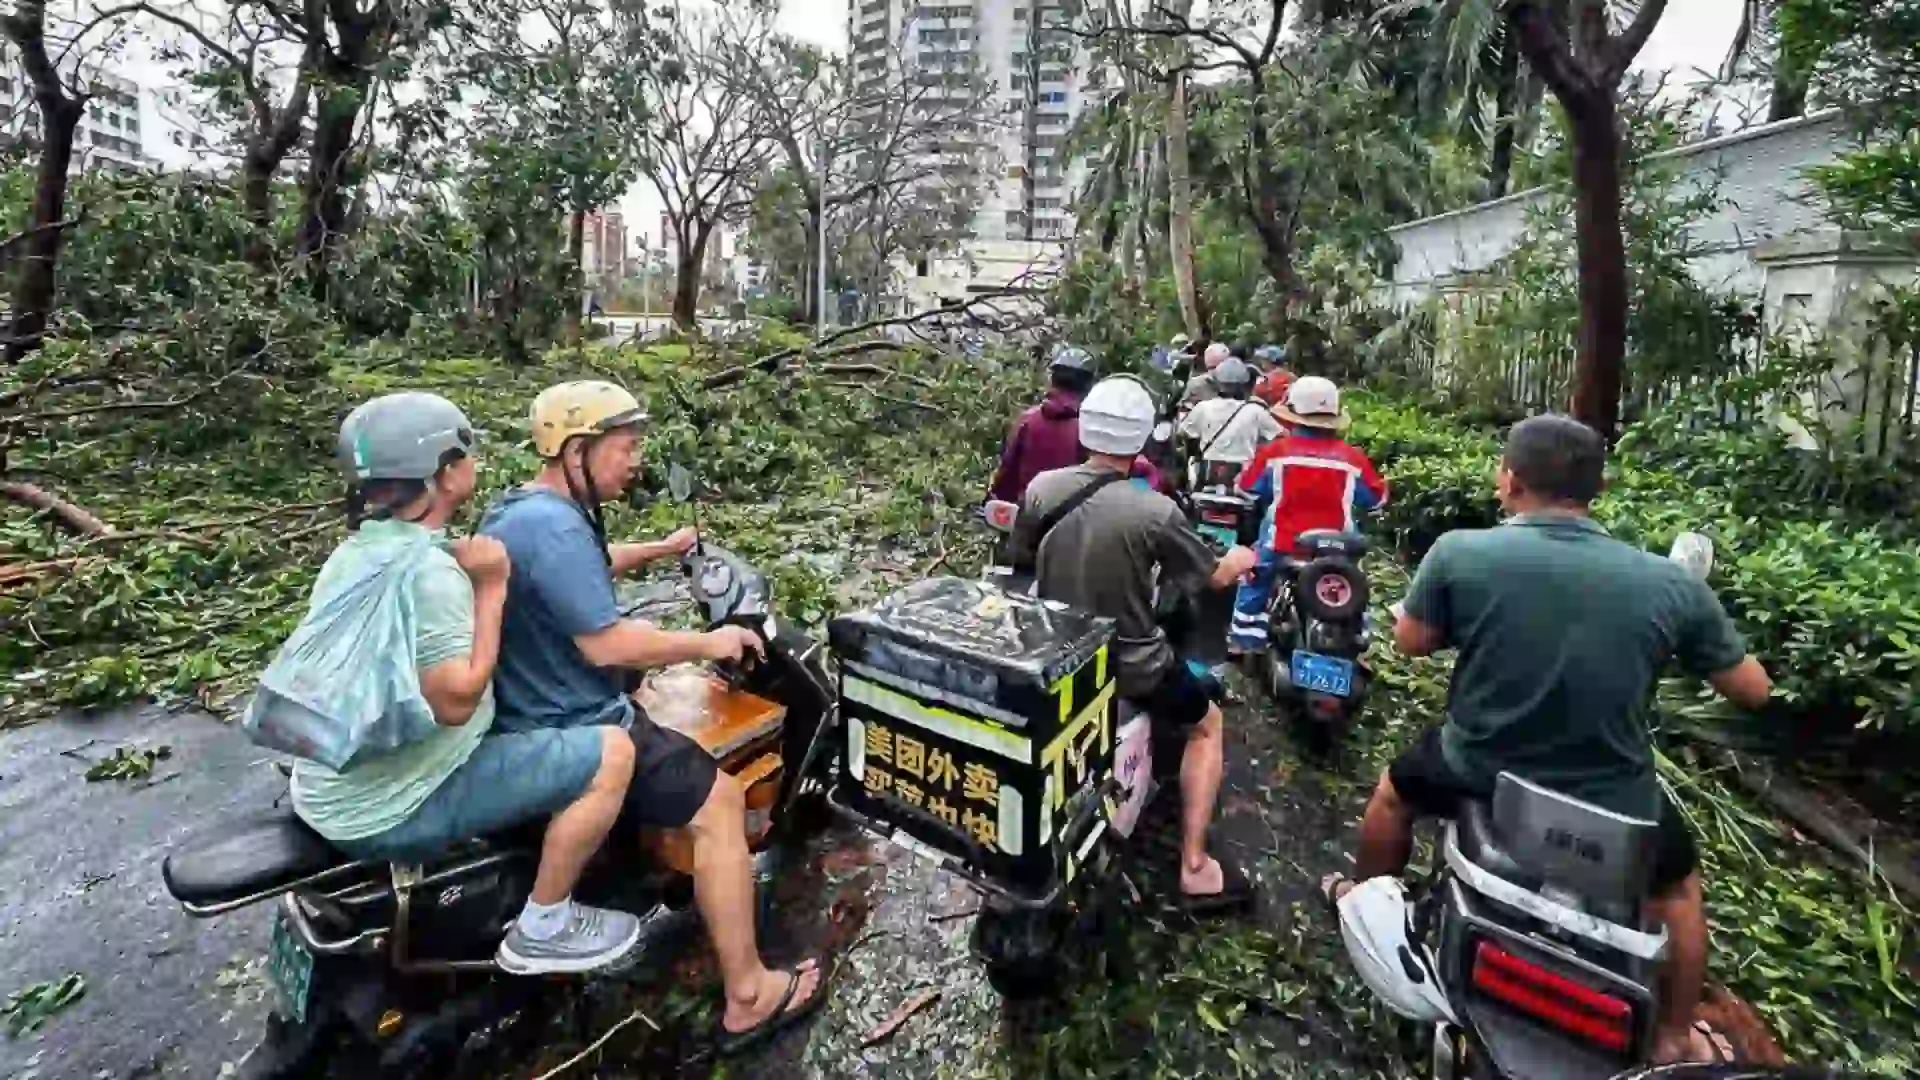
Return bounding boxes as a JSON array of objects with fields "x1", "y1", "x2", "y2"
[{"x1": 335, "y1": 727, "x2": 606, "y2": 864}]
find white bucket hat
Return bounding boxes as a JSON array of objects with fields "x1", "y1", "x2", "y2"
[{"x1": 1276, "y1": 375, "x2": 1350, "y2": 430}]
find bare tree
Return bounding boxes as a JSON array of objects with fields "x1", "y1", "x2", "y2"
[
  {"x1": 729, "y1": 29, "x2": 996, "y2": 325},
  {"x1": 0, "y1": 0, "x2": 139, "y2": 361},
  {"x1": 635, "y1": 5, "x2": 776, "y2": 329}
]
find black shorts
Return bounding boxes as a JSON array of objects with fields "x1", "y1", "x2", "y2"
[
  {"x1": 1387, "y1": 728, "x2": 1698, "y2": 894},
  {"x1": 1127, "y1": 658, "x2": 1219, "y2": 733},
  {"x1": 621, "y1": 713, "x2": 719, "y2": 830}
]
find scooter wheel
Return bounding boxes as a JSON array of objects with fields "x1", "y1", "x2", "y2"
[{"x1": 972, "y1": 907, "x2": 1062, "y2": 1000}]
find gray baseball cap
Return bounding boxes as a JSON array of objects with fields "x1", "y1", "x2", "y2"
[{"x1": 337, "y1": 392, "x2": 475, "y2": 483}]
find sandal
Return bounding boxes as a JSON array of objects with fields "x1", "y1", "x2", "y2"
[
  {"x1": 1319, "y1": 871, "x2": 1356, "y2": 920},
  {"x1": 1692, "y1": 1019, "x2": 1736, "y2": 1064},
  {"x1": 715, "y1": 958, "x2": 831, "y2": 1057},
  {"x1": 1179, "y1": 855, "x2": 1256, "y2": 916}
]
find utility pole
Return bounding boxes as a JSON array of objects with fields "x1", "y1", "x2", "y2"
[{"x1": 815, "y1": 136, "x2": 829, "y2": 341}]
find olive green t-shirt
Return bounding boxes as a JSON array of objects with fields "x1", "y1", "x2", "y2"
[{"x1": 1404, "y1": 514, "x2": 1747, "y2": 818}]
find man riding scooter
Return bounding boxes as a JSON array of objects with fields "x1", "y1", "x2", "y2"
[
  {"x1": 1321, "y1": 415, "x2": 1774, "y2": 1064},
  {"x1": 1011, "y1": 376, "x2": 1261, "y2": 913},
  {"x1": 284, "y1": 393, "x2": 646, "y2": 976},
  {"x1": 478, "y1": 381, "x2": 827, "y2": 1054},
  {"x1": 986, "y1": 344, "x2": 1166, "y2": 504},
  {"x1": 1228, "y1": 377, "x2": 1387, "y2": 656},
  {"x1": 1177, "y1": 357, "x2": 1281, "y2": 488}
]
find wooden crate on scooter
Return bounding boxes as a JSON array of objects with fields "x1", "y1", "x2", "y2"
[{"x1": 828, "y1": 576, "x2": 1118, "y2": 901}]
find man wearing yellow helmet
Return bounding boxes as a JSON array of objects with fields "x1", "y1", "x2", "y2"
[{"x1": 479, "y1": 380, "x2": 824, "y2": 1049}]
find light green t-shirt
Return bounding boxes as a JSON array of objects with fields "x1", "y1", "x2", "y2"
[{"x1": 291, "y1": 520, "x2": 493, "y2": 842}]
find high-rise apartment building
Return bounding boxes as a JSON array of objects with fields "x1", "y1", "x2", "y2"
[
  {"x1": 845, "y1": 0, "x2": 1087, "y2": 244},
  {"x1": 0, "y1": 58, "x2": 149, "y2": 173}
]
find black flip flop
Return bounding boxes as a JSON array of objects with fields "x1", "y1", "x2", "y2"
[
  {"x1": 1179, "y1": 855, "x2": 1257, "y2": 916},
  {"x1": 1319, "y1": 871, "x2": 1355, "y2": 921},
  {"x1": 715, "y1": 958, "x2": 830, "y2": 1058}
]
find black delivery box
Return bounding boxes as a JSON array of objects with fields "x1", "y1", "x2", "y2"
[{"x1": 828, "y1": 576, "x2": 1118, "y2": 898}]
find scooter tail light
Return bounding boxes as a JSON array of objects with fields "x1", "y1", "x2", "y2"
[{"x1": 1470, "y1": 940, "x2": 1634, "y2": 1054}]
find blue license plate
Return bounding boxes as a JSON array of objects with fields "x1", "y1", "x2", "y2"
[
  {"x1": 1199, "y1": 523, "x2": 1236, "y2": 548},
  {"x1": 1290, "y1": 650, "x2": 1354, "y2": 697},
  {"x1": 268, "y1": 908, "x2": 314, "y2": 1023}
]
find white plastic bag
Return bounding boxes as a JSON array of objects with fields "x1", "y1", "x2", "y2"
[{"x1": 242, "y1": 532, "x2": 441, "y2": 769}]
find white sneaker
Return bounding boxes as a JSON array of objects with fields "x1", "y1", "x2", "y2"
[{"x1": 496, "y1": 903, "x2": 643, "y2": 975}]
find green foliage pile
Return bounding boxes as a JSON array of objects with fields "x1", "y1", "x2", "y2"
[
  {"x1": 0, "y1": 337, "x2": 1034, "y2": 725},
  {"x1": 1348, "y1": 390, "x2": 1920, "y2": 755}
]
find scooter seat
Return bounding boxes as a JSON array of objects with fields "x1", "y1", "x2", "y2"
[
  {"x1": 1298, "y1": 529, "x2": 1369, "y2": 560},
  {"x1": 1457, "y1": 798, "x2": 1541, "y2": 892},
  {"x1": 164, "y1": 805, "x2": 345, "y2": 908}
]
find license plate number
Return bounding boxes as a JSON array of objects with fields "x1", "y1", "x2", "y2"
[
  {"x1": 1290, "y1": 650, "x2": 1354, "y2": 697},
  {"x1": 268, "y1": 908, "x2": 315, "y2": 1023}
]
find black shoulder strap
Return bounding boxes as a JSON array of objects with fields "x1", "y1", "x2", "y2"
[
  {"x1": 1021, "y1": 472, "x2": 1124, "y2": 570},
  {"x1": 1199, "y1": 401, "x2": 1257, "y2": 460}
]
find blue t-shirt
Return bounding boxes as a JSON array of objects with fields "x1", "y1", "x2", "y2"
[{"x1": 479, "y1": 488, "x2": 630, "y2": 732}]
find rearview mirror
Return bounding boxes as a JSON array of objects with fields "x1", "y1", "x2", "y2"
[
  {"x1": 667, "y1": 463, "x2": 693, "y2": 504},
  {"x1": 1668, "y1": 532, "x2": 1714, "y2": 581}
]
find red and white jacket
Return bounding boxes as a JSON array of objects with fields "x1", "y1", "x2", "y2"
[{"x1": 1236, "y1": 432, "x2": 1389, "y2": 557}]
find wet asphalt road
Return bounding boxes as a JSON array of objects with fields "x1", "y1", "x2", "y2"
[{"x1": 1, "y1": 706, "x2": 281, "y2": 1080}]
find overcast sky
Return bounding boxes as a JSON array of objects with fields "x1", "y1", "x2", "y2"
[{"x1": 120, "y1": 0, "x2": 1751, "y2": 244}]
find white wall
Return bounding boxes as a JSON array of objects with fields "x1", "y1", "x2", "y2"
[{"x1": 1387, "y1": 110, "x2": 1853, "y2": 303}]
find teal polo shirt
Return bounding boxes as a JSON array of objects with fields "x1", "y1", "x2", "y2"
[{"x1": 1403, "y1": 513, "x2": 1748, "y2": 818}]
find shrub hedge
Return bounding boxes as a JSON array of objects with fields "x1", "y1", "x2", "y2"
[{"x1": 1346, "y1": 392, "x2": 1920, "y2": 747}]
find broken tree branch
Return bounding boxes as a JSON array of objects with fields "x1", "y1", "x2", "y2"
[{"x1": 0, "y1": 480, "x2": 112, "y2": 536}]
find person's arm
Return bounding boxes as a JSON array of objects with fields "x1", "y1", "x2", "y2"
[
  {"x1": 1675, "y1": 577, "x2": 1772, "y2": 709},
  {"x1": 987, "y1": 417, "x2": 1026, "y2": 503},
  {"x1": 1394, "y1": 535, "x2": 1452, "y2": 657},
  {"x1": 609, "y1": 527, "x2": 698, "y2": 576},
  {"x1": 1709, "y1": 657, "x2": 1773, "y2": 709},
  {"x1": 1008, "y1": 489, "x2": 1044, "y2": 571},
  {"x1": 1353, "y1": 451, "x2": 1390, "y2": 512},
  {"x1": 418, "y1": 539, "x2": 510, "y2": 727},
  {"x1": 575, "y1": 619, "x2": 761, "y2": 669},
  {"x1": 1237, "y1": 445, "x2": 1275, "y2": 497},
  {"x1": 1155, "y1": 504, "x2": 1250, "y2": 592}
]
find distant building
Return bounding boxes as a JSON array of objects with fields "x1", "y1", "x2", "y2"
[
  {"x1": 845, "y1": 0, "x2": 1087, "y2": 244},
  {"x1": 580, "y1": 210, "x2": 628, "y2": 295},
  {"x1": 0, "y1": 58, "x2": 150, "y2": 173}
]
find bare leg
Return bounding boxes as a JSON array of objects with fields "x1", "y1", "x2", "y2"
[
  {"x1": 1355, "y1": 769, "x2": 1417, "y2": 881},
  {"x1": 1179, "y1": 703, "x2": 1226, "y2": 895},
  {"x1": 530, "y1": 726, "x2": 634, "y2": 905},
  {"x1": 685, "y1": 772, "x2": 822, "y2": 1033},
  {"x1": 1647, "y1": 873, "x2": 1711, "y2": 1062}
]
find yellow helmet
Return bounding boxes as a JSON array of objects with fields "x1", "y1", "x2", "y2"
[{"x1": 529, "y1": 380, "x2": 645, "y2": 458}]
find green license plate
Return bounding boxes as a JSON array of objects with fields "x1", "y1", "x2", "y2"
[
  {"x1": 268, "y1": 908, "x2": 315, "y2": 1023},
  {"x1": 1199, "y1": 522, "x2": 1236, "y2": 548}
]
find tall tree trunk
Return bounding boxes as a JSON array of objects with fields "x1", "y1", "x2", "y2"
[
  {"x1": 298, "y1": 82, "x2": 365, "y2": 300},
  {"x1": 1487, "y1": 31, "x2": 1522, "y2": 199},
  {"x1": 803, "y1": 193, "x2": 822, "y2": 325},
  {"x1": 1165, "y1": 73, "x2": 1203, "y2": 340},
  {"x1": 564, "y1": 209, "x2": 586, "y2": 344},
  {"x1": 2, "y1": 5, "x2": 84, "y2": 364},
  {"x1": 673, "y1": 224, "x2": 712, "y2": 331},
  {"x1": 1767, "y1": 73, "x2": 1807, "y2": 122},
  {"x1": 240, "y1": 151, "x2": 277, "y2": 269},
  {"x1": 1121, "y1": 128, "x2": 1149, "y2": 281},
  {"x1": 1567, "y1": 96, "x2": 1627, "y2": 441}
]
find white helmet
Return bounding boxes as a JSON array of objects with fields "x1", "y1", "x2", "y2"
[
  {"x1": 1080, "y1": 376, "x2": 1156, "y2": 456},
  {"x1": 1202, "y1": 342, "x2": 1232, "y2": 370},
  {"x1": 1336, "y1": 876, "x2": 1457, "y2": 1024}
]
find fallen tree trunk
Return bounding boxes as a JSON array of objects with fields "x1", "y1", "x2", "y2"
[
  {"x1": 0, "y1": 481, "x2": 112, "y2": 536},
  {"x1": 1719, "y1": 750, "x2": 1920, "y2": 907}
]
